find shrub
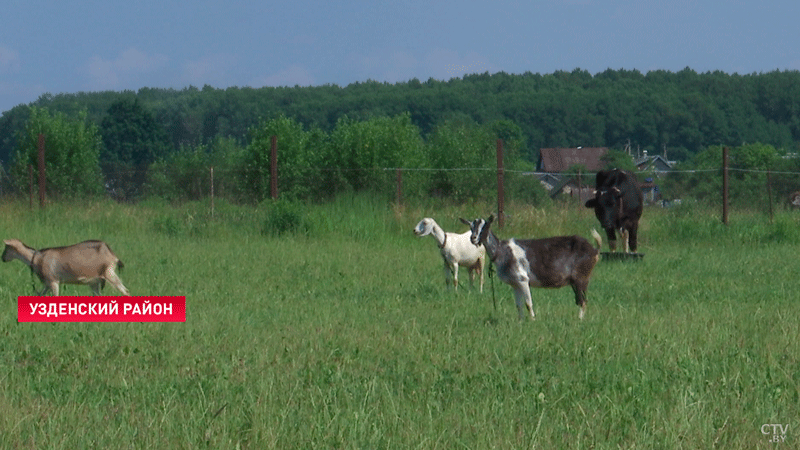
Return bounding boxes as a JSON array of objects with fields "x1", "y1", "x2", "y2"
[{"x1": 261, "y1": 199, "x2": 310, "y2": 236}]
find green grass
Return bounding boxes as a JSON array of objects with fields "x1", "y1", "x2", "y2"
[{"x1": 1, "y1": 196, "x2": 798, "y2": 449}]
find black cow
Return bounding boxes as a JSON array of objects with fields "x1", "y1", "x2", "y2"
[{"x1": 584, "y1": 169, "x2": 643, "y2": 253}]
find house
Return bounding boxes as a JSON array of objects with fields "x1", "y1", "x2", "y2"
[
  {"x1": 534, "y1": 147, "x2": 608, "y2": 199},
  {"x1": 635, "y1": 150, "x2": 674, "y2": 175},
  {"x1": 536, "y1": 172, "x2": 562, "y2": 192},
  {"x1": 548, "y1": 176, "x2": 596, "y2": 202},
  {"x1": 634, "y1": 150, "x2": 676, "y2": 204},
  {"x1": 537, "y1": 147, "x2": 608, "y2": 173}
]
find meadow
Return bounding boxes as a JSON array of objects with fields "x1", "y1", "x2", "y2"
[{"x1": 0, "y1": 196, "x2": 798, "y2": 449}]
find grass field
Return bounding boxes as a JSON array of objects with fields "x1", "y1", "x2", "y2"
[{"x1": 1, "y1": 196, "x2": 798, "y2": 449}]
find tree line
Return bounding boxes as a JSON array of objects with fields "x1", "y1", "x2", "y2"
[{"x1": 1, "y1": 68, "x2": 799, "y2": 204}]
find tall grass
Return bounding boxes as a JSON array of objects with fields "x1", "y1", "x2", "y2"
[{"x1": 0, "y1": 197, "x2": 798, "y2": 449}]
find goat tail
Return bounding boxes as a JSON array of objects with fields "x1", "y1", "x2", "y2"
[
  {"x1": 117, "y1": 259, "x2": 125, "y2": 272},
  {"x1": 590, "y1": 229, "x2": 603, "y2": 251}
]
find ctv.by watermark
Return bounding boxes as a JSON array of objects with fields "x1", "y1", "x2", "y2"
[{"x1": 761, "y1": 424, "x2": 789, "y2": 443}]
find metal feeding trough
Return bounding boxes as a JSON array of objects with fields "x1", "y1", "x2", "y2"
[{"x1": 600, "y1": 252, "x2": 645, "y2": 262}]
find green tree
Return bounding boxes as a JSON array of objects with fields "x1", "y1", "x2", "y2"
[
  {"x1": 328, "y1": 113, "x2": 424, "y2": 195},
  {"x1": 600, "y1": 149, "x2": 638, "y2": 172},
  {"x1": 145, "y1": 137, "x2": 247, "y2": 203},
  {"x1": 665, "y1": 143, "x2": 778, "y2": 207},
  {"x1": 425, "y1": 119, "x2": 496, "y2": 201},
  {"x1": 100, "y1": 98, "x2": 171, "y2": 200},
  {"x1": 0, "y1": 105, "x2": 32, "y2": 165},
  {"x1": 10, "y1": 106, "x2": 103, "y2": 197},
  {"x1": 244, "y1": 114, "x2": 326, "y2": 201},
  {"x1": 9, "y1": 68, "x2": 800, "y2": 179}
]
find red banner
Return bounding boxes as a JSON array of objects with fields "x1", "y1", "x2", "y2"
[{"x1": 18, "y1": 296, "x2": 186, "y2": 322}]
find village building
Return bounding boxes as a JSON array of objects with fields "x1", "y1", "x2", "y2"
[
  {"x1": 533, "y1": 147, "x2": 675, "y2": 204},
  {"x1": 535, "y1": 147, "x2": 608, "y2": 202}
]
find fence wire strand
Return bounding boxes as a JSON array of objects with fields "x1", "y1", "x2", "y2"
[{"x1": 4, "y1": 164, "x2": 800, "y2": 211}]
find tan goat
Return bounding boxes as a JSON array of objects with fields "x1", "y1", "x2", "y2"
[{"x1": 2, "y1": 239, "x2": 130, "y2": 296}]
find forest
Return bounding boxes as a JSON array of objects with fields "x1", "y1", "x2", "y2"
[{"x1": 1, "y1": 67, "x2": 799, "y2": 204}]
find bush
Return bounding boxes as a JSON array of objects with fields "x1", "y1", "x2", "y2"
[
  {"x1": 10, "y1": 107, "x2": 103, "y2": 197},
  {"x1": 261, "y1": 199, "x2": 310, "y2": 236}
]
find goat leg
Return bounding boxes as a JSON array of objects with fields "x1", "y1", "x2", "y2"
[{"x1": 513, "y1": 285, "x2": 535, "y2": 320}]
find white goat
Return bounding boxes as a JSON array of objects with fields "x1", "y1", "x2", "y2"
[
  {"x1": 2, "y1": 238, "x2": 130, "y2": 296},
  {"x1": 414, "y1": 218, "x2": 485, "y2": 292}
]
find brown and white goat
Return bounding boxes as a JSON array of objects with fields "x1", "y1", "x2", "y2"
[
  {"x1": 461, "y1": 215, "x2": 601, "y2": 320},
  {"x1": 2, "y1": 239, "x2": 130, "y2": 296}
]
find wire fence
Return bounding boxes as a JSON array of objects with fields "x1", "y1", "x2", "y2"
[{"x1": 2, "y1": 162, "x2": 800, "y2": 222}]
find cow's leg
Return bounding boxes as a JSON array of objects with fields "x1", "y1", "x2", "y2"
[
  {"x1": 605, "y1": 228, "x2": 617, "y2": 252},
  {"x1": 619, "y1": 228, "x2": 630, "y2": 253},
  {"x1": 629, "y1": 224, "x2": 639, "y2": 253}
]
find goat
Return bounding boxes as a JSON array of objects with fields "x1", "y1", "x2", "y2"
[
  {"x1": 2, "y1": 239, "x2": 130, "y2": 296},
  {"x1": 461, "y1": 215, "x2": 601, "y2": 320},
  {"x1": 414, "y1": 218, "x2": 485, "y2": 292}
]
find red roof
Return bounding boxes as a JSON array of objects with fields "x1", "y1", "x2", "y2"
[{"x1": 538, "y1": 147, "x2": 608, "y2": 173}]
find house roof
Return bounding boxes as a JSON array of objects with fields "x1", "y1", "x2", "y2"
[
  {"x1": 538, "y1": 147, "x2": 608, "y2": 173},
  {"x1": 635, "y1": 154, "x2": 674, "y2": 172},
  {"x1": 548, "y1": 177, "x2": 595, "y2": 201}
]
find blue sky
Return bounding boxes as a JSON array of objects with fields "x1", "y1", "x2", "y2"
[{"x1": 2, "y1": 0, "x2": 798, "y2": 114}]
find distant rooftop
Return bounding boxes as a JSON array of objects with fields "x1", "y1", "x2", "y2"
[{"x1": 538, "y1": 147, "x2": 608, "y2": 173}]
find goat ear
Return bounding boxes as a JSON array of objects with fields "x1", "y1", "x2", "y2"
[
  {"x1": 459, "y1": 218, "x2": 470, "y2": 226},
  {"x1": 486, "y1": 214, "x2": 494, "y2": 225},
  {"x1": 585, "y1": 199, "x2": 597, "y2": 208}
]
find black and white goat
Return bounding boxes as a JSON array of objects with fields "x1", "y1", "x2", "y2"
[
  {"x1": 414, "y1": 218, "x2": 485, "y2": 292},
  {"x1": 461, "y1": 215, "x2": 601, "y2": 320}
]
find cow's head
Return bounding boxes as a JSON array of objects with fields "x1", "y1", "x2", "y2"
[{"x1": 585, "y1": 187, "x2": 622, "y2": 229}]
